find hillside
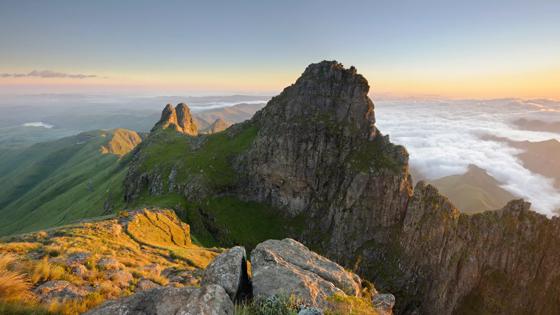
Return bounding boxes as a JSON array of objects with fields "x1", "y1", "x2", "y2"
[
  {"x1": 0, "y1": 209, "x2": 220, "y2": 314},
  {"x1": 0, "y1": 129, "x2": 141, "y2": 236},
  {"x1": 429, "y1": 164, "x2": 516, "y2": 213}
]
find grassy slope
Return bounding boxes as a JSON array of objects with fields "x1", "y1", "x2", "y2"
[
  {"x1": 0, "y1": 130, "x2": 131, "y2": 236},
  {"x1": 0, "y1": 209, "x2": 219, "y2": 314}
]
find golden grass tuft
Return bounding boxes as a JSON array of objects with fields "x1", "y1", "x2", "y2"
[
  {"x1": 0, "y1": 254, "x2": 34, "y2": 302},
  {"x1": 30, "y1": 257, "x2": 73, "y2": 284}
]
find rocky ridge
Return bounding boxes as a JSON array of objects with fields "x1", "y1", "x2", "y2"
[{"x1": 122, "y1": 61, "x2": 560, "y2": 314}]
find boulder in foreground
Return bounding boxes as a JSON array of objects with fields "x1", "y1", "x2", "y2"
[
  {"x1": 84, "y1": 284, "x2": 233, "y2": 315},
  {"x1": 251, "y1": 238, "x2": 362, "y2": 307},
  {"x1": 201, "y1": 246, "x2": 250, "y2": 301}
]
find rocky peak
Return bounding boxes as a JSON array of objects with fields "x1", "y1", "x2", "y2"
[
  {"x1": 152, "y1": 103, "x2": 198, "y2": 136},
  {"x1": 239, "y1": 61, "x2": 405, "y2": 217},
  {"x1": 253, "y1": 60, "x2": 377, "y2": 141}
]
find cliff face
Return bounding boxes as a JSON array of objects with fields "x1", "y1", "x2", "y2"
[
  {"x1": 397, "y1": 183, "x2": 560, "y2": 314},
  {"x1": 236, "y1": 61, "x2": 411, "y2": 257},
  {"x1": 123, "y1": 61, "x2": 560, "y2": 314}
]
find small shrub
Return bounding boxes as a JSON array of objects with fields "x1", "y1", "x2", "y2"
[
  {"x1": 236, "y1": 295, "x2": 299, "y2": 315},
  {"x1": 326, "y1": 293, "x2": 379, "y2": 315}
]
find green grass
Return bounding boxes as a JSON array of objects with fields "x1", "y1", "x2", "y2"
[
  {"x1": 138, "y1": 123, "x2": 258, "y2": 192},
  {"x1": 0, "y1": 130, "x2": 131, "y2": 236},
  {"x1": 130, "y1": 193, "x2": 298, "y2": 250},
  {"x1": 185, "y1": 196, "x2": 294, "y2": 249}
]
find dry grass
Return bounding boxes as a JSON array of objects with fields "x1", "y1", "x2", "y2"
[
  {"x1": 0, "y1": 254, "x2": 34, "y2": 302},
  {"x1": 47, "y1": 292, "x2": 105, "y2": 315},
  {"x1": 30, "y1": 257, "x2": 72, "y2": 284},
  {"x1": 0, "y1": 208, "x2": 220, "y2": 314}
]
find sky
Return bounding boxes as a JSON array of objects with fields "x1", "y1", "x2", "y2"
[{"x1": 1, "y1": 0, "x2": 559, "y2": 98}]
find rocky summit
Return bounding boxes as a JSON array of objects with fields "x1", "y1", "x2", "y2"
[{"x1": 152, "y1": 103, "x2": 198, "y2": 136}]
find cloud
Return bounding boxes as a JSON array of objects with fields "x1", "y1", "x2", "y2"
[
  {"x1": 375, "y1": 98, "x2": 560, "y2": 216},
  {"x1": 0, "y1": 70, "x2": 99, "y2": 79}
]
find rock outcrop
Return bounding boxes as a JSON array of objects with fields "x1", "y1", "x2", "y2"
[
  {"x1": 85, "y1": 284, "x2": 233, "y2": 315},
  {"x1": 201, "y1": 246, "x2": 249, "y2": 300},
  {"x1": 99, "y1": 128, "x2": 142, "y2": 157},
  {"x1": 251, "y1": 238, "x2": 362, "y2": 306},
  {"x1": 34, "y1": 280, "x2": 89, "y2": 304},
  {"x1": 152, "y1": 103, "x2": 198, "y2": 136}
]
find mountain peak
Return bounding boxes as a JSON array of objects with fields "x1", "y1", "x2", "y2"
[
  {"x1": 152, "y1": 103, "x2": 198, "y2": 136},
  {"x1": 254, "y1": 60, "x2": 376, "y2": 142}
]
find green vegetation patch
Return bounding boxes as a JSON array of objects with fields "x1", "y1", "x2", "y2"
[
  {"x1": 183, "y1": 196, "x2": 295, "y2": 250},
  {"x1": 0, "y1": 130, "x2": 130, "y2": 236}
]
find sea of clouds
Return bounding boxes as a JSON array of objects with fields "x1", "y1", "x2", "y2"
[{"x1": 375, "y1": 98, "x2": 560, "y2": 216}]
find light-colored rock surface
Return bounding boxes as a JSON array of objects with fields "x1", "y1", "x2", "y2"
[
  {"x1": 251, "y1": 238, "x2": 361, "y2": 307},
  {"x1": 34, "y1": 280, "x2": 89, "y2": 303},
  {"x1": 201, "y1": 246, "x2": 247, "y2": 300},
  {"x1": 85, "y1": 284, "x2": 233, "y2": 315}
]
